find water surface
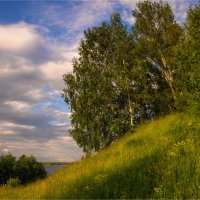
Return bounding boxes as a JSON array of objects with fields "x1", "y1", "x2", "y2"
[{"x1": 44, "y1": 165, "x2": 66, "y2": 176}]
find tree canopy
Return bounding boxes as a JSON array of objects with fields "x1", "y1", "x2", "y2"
[
  {"x1": 63, "y1": 1, "x2": 200, "y2": 153},
  {"x1": 177, "y1": 5, "x2": 200, "y2": 111},
  {"x1": 63, "y1": 14, "x2": 134, "y2": 152},
  {"x1": 0, "y1": 153, "x2": 47, "y2": 185}
]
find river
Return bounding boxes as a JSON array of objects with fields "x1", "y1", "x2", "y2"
[{"x1": 44, "y1": 165, "x2": 66, "y2": 176}]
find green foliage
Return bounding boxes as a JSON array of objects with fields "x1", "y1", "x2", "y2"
[
  {"x1": 0, "y1": 112, "x2": 199, "y2": 199},
  {"x1": 63, "y1": 13, "x2": 141, "y2": 153},
  {"x1": 0, "y1": 153, "x2": 16, "y2": 185},
  {"x1": 7, "y1": 178, "x2": 21, "y2": 187},
  {"x1": 176, "y1": 5, "x2": 200, "y2": 112},
  {"x1": 132, "y1": 0, "x2": 183, "y2": 104},
  {"x1": 15, "y1": 155, "x2": 47, "y2": 184},
  {"x1": 63, "y1": 11, "x2": 169, "y2": 153},
  {"x1": 0, "y1": 154, "x2": 47, "y2": 185},
  {"x1": 62, "y1": 1, "x2": 188, "y2": 153}
]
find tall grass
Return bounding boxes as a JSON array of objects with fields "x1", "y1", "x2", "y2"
[{"x1": 0, "y1": 112, "x2": 199, "y2": 199}]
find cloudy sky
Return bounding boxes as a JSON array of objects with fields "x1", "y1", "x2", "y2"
[{"x1": 0, "y1": 0, "x2": 197, "y2": 162}]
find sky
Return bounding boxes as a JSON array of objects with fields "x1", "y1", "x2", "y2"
[{"x1": 0, "y1": 0, "x2": 198, "y2": 162}]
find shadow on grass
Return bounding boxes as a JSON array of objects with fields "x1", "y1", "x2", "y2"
[{"x1": 46, "y1": 149, "x2": 165, "y2": 199}]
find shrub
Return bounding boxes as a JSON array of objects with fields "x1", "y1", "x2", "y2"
[
  {"x1": 0, "y1": 153, "x2": 47, "y2": 185},
  {"x1": 7, "y1": 178, "x2": 21, "y2": 187},
  {"x1": 0, "y1": 153, "x2": 16, "y2": 185},
  {"x1": 15, "y1": 155, "x2": 47, "y2": 184}
]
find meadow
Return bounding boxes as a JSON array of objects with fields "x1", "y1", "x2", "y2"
[{"x1": 0, "y1": 111, "x2": 199, "y2": 199}]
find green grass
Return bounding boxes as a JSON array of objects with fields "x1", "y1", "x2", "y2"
[{"x1": 0, "y1": 112, "x2": 199, "y2": 199}]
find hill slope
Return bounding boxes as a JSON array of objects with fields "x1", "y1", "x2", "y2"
[{"x1": 0, "y1": 112, "x2": 199, "y2": 199}]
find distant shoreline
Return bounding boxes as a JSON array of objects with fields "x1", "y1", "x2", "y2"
[{"x1": 41, "y1": 162, "x2": 74, "y2": 166}]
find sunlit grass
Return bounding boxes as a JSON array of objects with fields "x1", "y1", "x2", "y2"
[{"x1": 0, "y1": 112, "x2": 199, "y2": 199}]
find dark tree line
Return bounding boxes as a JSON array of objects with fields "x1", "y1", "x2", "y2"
[
  {"x1": 0, "y1": 153, "x2": 47, "y2": 185},
  {"x1": 63, "y1": 1, "x2": 200, "y2": 153}
]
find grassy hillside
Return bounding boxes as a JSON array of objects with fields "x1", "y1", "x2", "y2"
[{"x1": 0, "y1": 112, "x2": 199, "y2": 199}]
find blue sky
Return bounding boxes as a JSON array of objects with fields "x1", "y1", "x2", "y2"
[{"x1": 0, "y1": 0, "x2": 196, "y2": 161}]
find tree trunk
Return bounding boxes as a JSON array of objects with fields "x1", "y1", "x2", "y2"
[
  {"x1": 129, "y1": 106, "x2": 134, "y2": 127},
  {"x1": 167, "y1": 78, "x2": 177, "y2": 101},
  {"x1": 123, "y1": 60, "x2": 134, "y2": 127},
  {"x1": 161, "y1": 56, "x2": 177, "y2": 101}
]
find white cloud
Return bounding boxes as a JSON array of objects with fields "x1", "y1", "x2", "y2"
[
  {"x1": 0, "y1": 64, "x2": 35, "y2": 77},
  {"x1": 2, "y1": 148, "x2": 10, "y2": 153},
  {"x1": 38, "y1": 47, "x2": 78, "y2": 90},
  {"x1": 70, "y1": 0, "x2": 114, "y2": 29},
  {"x1": 40, "y1": 60, "x2": 71, "y2": 81},
  {"x1": 42, "y1": 105, "x2": 72, "y2": 127},
  {"x1": 33, "y1": 0, "x2": 114, "y2": 42},
  {"x1": 173, "y1": 0, "x2": 190, "y2": 24},
  {"x1": 0, "y1": 21, "x2": 83, "y2": 160},
  {"x1": 121, "y1": 10, "x2": 135, "y2": 25},
  {"x1": 25, "y1": 89, "x2": 44, "y2": 101},
  {"x1": 0, "y1": 137, "x2": 84, "y2": 162},
  {"x1": 0, "y1": 130, "x2": 18, "y2": 136},
  {"x1": 0, "y1": 121, "x2": 35, "y2": 130},
  {"x1": 0, "y1": 22, "x2": 61, "y2": 63},
  {"x1": 0, "y1": 23, "x2": 42, "y2": 56},
  {"x1": 0, "y1": 23, "x2": 40, "y2": 50},
  {"x1": 118, "y1": 0, "x2": 140, "y2": 9},
  {"x1": 57, "y1": 136, "x2": 74, "y2": 142},
  {"x1": 4, "y1": 101, "x2": 32, "y2": 111}
]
